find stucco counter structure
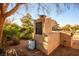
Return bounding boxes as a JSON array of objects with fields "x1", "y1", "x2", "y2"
[
  {"x1": 33, "y1": 15, "x2": 72, "y2": 55},
  {"x1": 34, "y1": 15, "x2": 73, "y2": 55}
]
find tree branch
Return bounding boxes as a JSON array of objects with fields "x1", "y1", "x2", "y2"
[
  {"x1": 4, "y1": 3, "x2": 21, "y2": 17},
  {"x1": 4, "y1": 3, "x2": 9, "y2": 11},
  {"x1": 0, "y1": 4, "x2": 5, "y2": 15}
]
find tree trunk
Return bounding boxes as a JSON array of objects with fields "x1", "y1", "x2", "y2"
[
  {"x1": 0, "y1": 15, "x2": 6, "y2": 47},
  {"x1": 0, "y1": 3, "x2": 21, "y2": 47}
]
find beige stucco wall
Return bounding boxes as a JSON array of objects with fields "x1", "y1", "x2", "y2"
[
  {"x1": 60, "y1": 32, "x2": 72, "y2": 47},
  {"x1": 34, "y1": 15, "x2": 72, "y2": 55},
  {"x1": 71, "y1": 36, "x2": 79, "y2": 49},
  {"x1": 48, "y1": 32, "x2": 60, "y2": 55},
  {"x1": 71, "y1": 40, "x2": 79, "y2": 49},
  {"x1": 44, "y1": 18, "x2": 57, "y2": 34},
  {"x1": 34, "y1": 32, "x2": 60, "y2": 55},
  {"x1": 34, "y1": 35, "x2": 48, "y2": 54},
  {"x1": 34, "y1": 16, "x2": 61, "y2": 55},
  {"x1": 71, "y1": 32, "x2": 79, "y2": 49}
]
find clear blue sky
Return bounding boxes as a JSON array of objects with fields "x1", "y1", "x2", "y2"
[{"x1": 7, "y1": 3, "x2": 79, "y2": 26}]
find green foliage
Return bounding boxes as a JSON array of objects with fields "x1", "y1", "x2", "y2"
[
  {"x1": 62, "y1": 24, "x2": 79, "y2": 37},
  {"x1": 3, "y1": 23, "x2": 21, "y2": 46},
  {"x1": 62, "y1": 24, "x2": 71, "y2": 31},
  {"x1": 52, "y1": 20, "x2": 61, "y2": 31},
  {"x1": 20, "y1": 13, "x2": 34, "y2": 39},
  {"x1": 62, "y1": 24, "x2": 79, "y2": 31},
  {"x1": 3, "y1": 13, "x2": 34, "y2": 46},
  {"x1": 20, "y1": 26, "x2": 33, "y2": 39},
  {"x1": 72, "y1": 25, "x2": 79, "y2": 31},
  {"x1": 3, "y1": 23, "x2": 21, "y2": 40},
  {"x1": 21, "y1": 13, "x2": 32, "y2": 27}
]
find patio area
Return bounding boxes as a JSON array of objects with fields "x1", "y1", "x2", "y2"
[
  {"x1": 5, "y1": 40, "x2": 46, "y2": 56},
  {"x1": 4, "y1": 40, "x2": 79, "y2": 56}
]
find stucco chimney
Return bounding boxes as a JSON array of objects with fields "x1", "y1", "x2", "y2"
[{"x1": 39, "y1": 15, "x2": 46, "y2": 23}]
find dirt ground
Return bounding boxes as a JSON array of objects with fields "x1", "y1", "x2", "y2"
[
  {"x1": 6, "y1": 40, "x2": 45, "y2": 56},
  {"x1": 6, "y1": 40, "x2": 79, "y2": 56},
  {"x1": 50, "y1": 45, "x2": 79, "y2": 56}
]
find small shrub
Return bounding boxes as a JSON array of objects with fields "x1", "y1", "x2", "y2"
[
  {"x1": 3, "y1": 23, "x2": 21, "y2": 46},
  {"x1": 20, "y1": 27, "x2": 33, "y2": 40}
]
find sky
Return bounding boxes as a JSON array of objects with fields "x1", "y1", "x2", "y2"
[{"x1": 7, "y1": 3, "x2": 79, "y2": 26}]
